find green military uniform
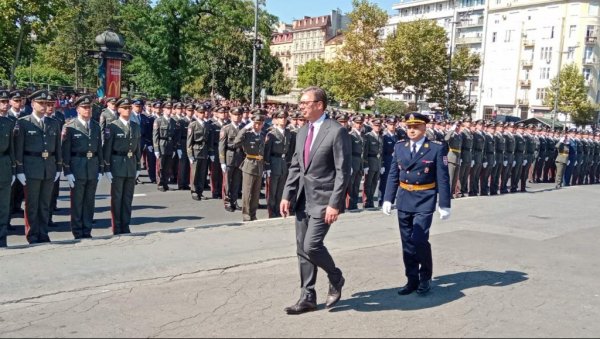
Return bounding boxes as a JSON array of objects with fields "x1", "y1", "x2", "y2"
[
  {"x1": 99, "y1": 97, "x2": 118, "y2": 143},
  {"x1": 46, "y1": 92, "x2": 65, "y2": 227},
  {"x1": 103, "y1": 98, "x2": 142, "y2": 235},
  {"x1": 520, "y1": 129, "x2": 536, "y2": 192},
  {"x1": 511, "y1": 127, "x2": 526, "y2": 192},
  {"x1": 555, "y1": 136, "x2": 570, "y2": 188},
  {"x1": 187, "y1": 110, "x2": 211, "y2": 201},
  {"x1": 501, "y1": 127, "x2": 516, "y2": 194},
  {"x1": 219, "y1": 108, "x2": 245, "y2": 211},
  {"x1": 362, "y1": 121, "x2": 383, "y2": 208},
  {"x1": 458, "y1": 126, "x2": 473, "y2": 196},
  {"x1": 14, "y1": 90, "x2": 63, "y2": 244},
  {"x1": 469, "y1": 124, "x2": 485, "y2": 196},
  {"x1": 152, "y1": 102, "x2": 181, "y2": 192},
  {"x1": 234, "y1": 114, "x2": 265, "y2": 222},
  {"x1": 62, "y1": 96, "x2": 103, "y2": 239},
  {"x1": 264, "y1": 114, "x2": 291, "y2": 218},
  {"x1": 490, "y1": 125, "x2": 505, "y2": 195},
  {"x1": 347, "y1": 117, "x2": 365, "y2": 210},
  {"x1": 0, "y1": 89, "x2": 16, "y2": 247},
  {"x1": 480, "y1": 124, "x2": 496, "y2": 195},
  {"x1": 444, "y1": 126, "x2": 462, "y2": 197},
  {"x1": 177, "y1": 109, "x2": 192, "y2": 190}
]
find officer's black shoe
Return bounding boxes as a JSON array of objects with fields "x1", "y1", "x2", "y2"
[
  {"x1": 416, "y1": 279, "x2": 431, "y2": 295},
  {"x1": 284, "y1": 298, "x2": 317, "y2": 315},
  {"x1": 192, "y1": 193, "x2": 201, "y2": 201},
  {"x1": 225, "y1": 205, "x2": 235, "y2": 212},
  {"x1": 158, "y1": 186, "x2": 168, "y2": 192},
  {"x1": 398, "y1": 283, "x2": 418, "y2": 296},
  {"x1": 325, "y1": 276, "x2": 345, "y2": 308}
]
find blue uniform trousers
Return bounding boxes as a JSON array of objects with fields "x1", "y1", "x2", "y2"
[{"x1": 398, "y1": 210, "x2": 433, "y2": 285}]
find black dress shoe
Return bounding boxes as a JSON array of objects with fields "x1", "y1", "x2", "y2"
[
  {"x1": 398, "y1": 283, "x2": 418, "y2": 296},
  {"x1": 416, "y1": 279, "x2": 431, "y2": 295},
  {"x1": 326, "y1": 276, "x2": 345, "y2": 308},
  {"x1": 225, "y1": 205, "x2": 235, "y2": 212},
  {"x1": 284, "y1": 299, "x2": 317, "y2": 315},
  {"x1": 192, "y1": 193, "x2": 201, "y2": 201}
]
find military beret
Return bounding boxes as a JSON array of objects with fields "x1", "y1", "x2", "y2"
[
  {"x1": 0, "y1": 89, "x2": 11, "y2": 100},
  {"x1": 251, "y1": 114, "x2": 265, "y2": 122},
  {"x1": 29, "y1": 89, "x2": 49, "y2": 102},
  {"x1": 230, "y1": 107, "x2": 243, "y2": 115},
  {"x1": 105, "y1": 97, "x2": 117, "y2": 104},
  {"x1": 116, "y1": 97, "x2": 133, "y2": 108},
  {"x1": 10, "y1": 90, "x2": 23, "y2": 99},
  {"x1": 404, "y1": 112, "x2": 430, "y2": 125},
  {"x1": 185, "y1": 103, "x2": 195, "y2": 110},
  {"x1": 74, "y1": 95, "x2": 93, "y2": 107}
]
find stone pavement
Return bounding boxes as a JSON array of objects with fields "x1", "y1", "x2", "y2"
[{"x1": 0, "y1": 184, "x2": 599, "y2": 337}]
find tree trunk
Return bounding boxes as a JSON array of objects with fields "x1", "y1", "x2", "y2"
[{"x1": 9, "y1": 19, "x2": 27, "y2": 89}]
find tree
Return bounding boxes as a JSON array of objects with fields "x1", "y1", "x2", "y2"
[
  {"x1": 544, "y1": 63, "x2": 597, "y2": 127},
  {"x1": 374, "y1": 97, "x2": 407, "y2": 116},
  {"x1": 383, "y1": 19, "x2": 448, "y2": 108},
  {"x1": 329, "y1": 0, "x2": 388, "y2": 109},
  {"x1": 297, "y1": 59, "x2": 334, "y2": 93}
]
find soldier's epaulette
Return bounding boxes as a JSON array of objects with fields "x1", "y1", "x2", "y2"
[
  {"x1": 397, "y1": 138, "x2": 407, "y2": 143},
  {"x1": 430, "y1": 140, "x2": 443, "y2": 145}
]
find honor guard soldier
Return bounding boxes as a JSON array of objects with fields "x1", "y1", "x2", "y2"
[
  {"x1": 177, "y1": 103, "x2": 194, "y2": 190},
  {"x1": 554, "y1": 131, "x2": 571, "y2": 188},
  {"x1": 458, "y1": 117, "x2": 473, "y2": 197},
  {"x1": 152, "y1": 100, "x2": 180, "y2": 192},
  {"x1": 533, "y1": 126, "x2": 547, "y2": 183},
  {"x1": 511, "y1": 123, "x2": 526, "y2": 193},
  {"x1": 99, "y1": 97, "x2": 118, "y2": 143},
  {"x1": 479, "y1": 121, "x2": 496, "y2": 196},
  {"x1": 102, "y1": 98, "x2": 141, "y2": 235},
  {"x1": 44, "y1": 92, "x2": 65, "y2": 227},
  {"x1": 14, "y1": 90, "x2": 63, "y2": 244},
  {"x1": 382, "y1": 112, "x2": 451, "y2": 296},
  {"x1": 62, "y1": 95, "x2": 103, "y2": 239},
  {"x1": 0, "y1": 90, "x2": 16, "y2": 247},
  {"x1": 8, "y1": 90, "x2": 24, "y2": 219},
  {"x1": 490, "y1": 122, "x2": 506, "y2": 195},
  {"x1": 142, "y1": 101, "x2": 160, "y2": 183},
  {"x1": 264, "y1": 111, "x2": 292, "y2": 217},
  {"x1": 444, "y1": 121, "x2": 462, "y2": 197},
  {"x1": 469, "y1": 120, "x2": 485, "y2": 196},
  {"x1": 209, "y1": 106, "x2": 227, "y2": 199},
  {"x1": 219, "y1": 107, "x2": 245, "y2": 211},
  {"x1": 379, "y1": 117, "x2": 398, "y2": 207},
  {"x1": 235, "y1": 112, "x2": 266, "y2": 222},
  {"x1": 347, "y1": 115, "x2": 365, "y2": 210},
  {"x1": 501, "y1": 122, "x2": 516, "y2": 194},
  {"x1": 187, "y1": 105, "x2": 211, "y2": 201},
  {"x1": 521, "y1": 125, "x2": 536, "y2": 191},
  {"x1": 362, "y1": 118, "x2": 383, "y2": 208}
]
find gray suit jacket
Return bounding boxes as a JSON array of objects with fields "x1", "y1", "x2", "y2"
[{"x1": 282, "y1": 116, "x2": 351, "y2": 217}]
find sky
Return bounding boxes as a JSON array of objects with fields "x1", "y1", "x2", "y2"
[{"x1": 264, "y1": 0, "x2": 400, "y2": 24}]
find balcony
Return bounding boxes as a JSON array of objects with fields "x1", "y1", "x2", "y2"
[
  {"x1": 521, "y1": 59, "x2": 533, "y2": 68},
  {"x1": 523, "y1": 40, "x2": 535, "y2": 48},
  {"x1": 583, "y1": 58, "x2": 597, "y2": 66},
  {"x1": 518, "y1": 99, "x2": 529, "y2": 106},
  {"x1": 457, "y1": 18, "x2": 485, "y2": 28},
  {"x1": 585, "y1": 36, "x2": 598, "y2": 45},
  {"x1": 519, "y1": 79, "x2": 531, "y2": 87},
  {"x1": 456, "y1": 36, "x2": 483, "y2": 45}
]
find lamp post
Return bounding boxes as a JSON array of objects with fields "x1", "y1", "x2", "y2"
[
  {"x1": 251, "y1": 0, "x2": 260, "y2": 108},
  {"x1": 445, "y1": 8, "x2": 459, "y2": 119},
  {"x1": 551, "y1": 17, "x2": 566, "y2": 130}
]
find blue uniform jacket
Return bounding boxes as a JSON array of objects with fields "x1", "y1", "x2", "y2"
[
  {"x1": 382, "y1": 131, "x2": 397, "y2": 167},
  {"x1": 140, "y1": 113, "x2": 155, "y2": 149},
  {"x1": 383, "y1": 138, "x2": 451, "y2": 213}
]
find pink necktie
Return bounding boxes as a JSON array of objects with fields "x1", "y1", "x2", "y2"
[{"x1": 304, "y1": 123, "x2": 314, "y2": 166}]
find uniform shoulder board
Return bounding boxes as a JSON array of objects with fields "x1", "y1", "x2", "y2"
[
  {"x1": 431, "y1": 140, "x2": 443, "y2": 145},
  {"x1": 397, "y1": 138, "x2": 407, "y2": 143}
]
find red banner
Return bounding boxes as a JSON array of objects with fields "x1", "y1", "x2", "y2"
[{"x1": 106, "y1": 59, "x2": 122, "y2": 98}]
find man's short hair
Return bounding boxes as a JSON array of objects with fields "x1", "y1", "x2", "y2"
[{"x1": 301, "y1": 86, "x2": 327, "y2": 110}]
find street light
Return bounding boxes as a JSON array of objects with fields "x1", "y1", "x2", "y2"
[{"x1": 251, "y1": 0, "x2": 262, "y2": 108}]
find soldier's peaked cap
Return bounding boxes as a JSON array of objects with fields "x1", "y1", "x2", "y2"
[
  {"x1": 74, "y1": 95, "x2": 93, "y2": 107},
  {"x1": 29, "y1": 90, "x2": 49, "y2": 102},
  {"x1": 404, "y1": 112, "x2": 430, "y2": 125}
]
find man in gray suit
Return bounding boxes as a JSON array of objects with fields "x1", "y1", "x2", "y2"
[{"x1": 280, "y1": 86, "x2": 351, "y2": 314}]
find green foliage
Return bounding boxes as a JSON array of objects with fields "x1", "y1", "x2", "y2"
[
  {"x1": 297, "y1": 59, "x2": 334, "y2": 92},
  {"x1": 14, "y1": 63, "x2": 74, "y2": 87},
  {"x1": 544, "y1": 63, "x2": 597, "y2": 126},
  {"x1": 374, "y1": 97, "x2": 407, "y2": 116}
]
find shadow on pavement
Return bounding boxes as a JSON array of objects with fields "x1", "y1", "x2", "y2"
[{"x1": 330, "y1": 270, "x2": 529, "y2": 312}]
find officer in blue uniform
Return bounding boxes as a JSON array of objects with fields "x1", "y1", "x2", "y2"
[
  {"x1": 382, "y1": 112, "x2": 452, "y2": 296},
  {"x1": 378, "y1": 117, "x2": 398, "y2": 207}
]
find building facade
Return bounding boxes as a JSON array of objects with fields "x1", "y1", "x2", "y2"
[{"x1": 270, "y1": 32, "x2": 294, "y2": 79}]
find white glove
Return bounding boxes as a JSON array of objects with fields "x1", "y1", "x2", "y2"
[
  {"x1": 460, "y1": 159, "x2": 463, "y2": 165},
  {"x1": 154, "y1": 151, "x2": 160, "y2": 159},
  {"x1": 148, "y1": 146, "x2": 153, "y2": 153},
  {"x1": 172, "y1": 152, "x2": 177, "y2": 159},
  {"x1": 210, "y1": 155, "x2": 215, "y2": 162},
  {"x1": 559, "y1": 136, "x2": 566, "y2": 143},
  {"x1": 503, "y1": 160, "x2": 508, "y2": 167},
  {"x1": 136, "y1": 171, "x2": 140, "y2": 179},
  {"x1": 106, "y1": 172, "x2": 113, "y2": 183},
  {"x1": 189, "y1": 157, "x2": 195, "y2": 164},
  {"x1": 382, "y1": 201, "x2": 392, "y2": 216},
  {"x1": 523, "y1": 160, "x2": 527, "y2": 166},
  {"x1": 54, "y1": 172, "x2": 61, "y2": 182},
  {"x1": 483, "y1": 162, "x2": 488, "y2": 168},
  {"x1": 244, "y1": 123, "x2": 254, "y2": 130},
  {"x1": 17, "y1": 173, "x2": 26, "y2": 186},
  {"x1": 380, "y1": 167, "x2": 385, "y2": 175},
  {"x1": 11, "y1": 175, "x2": 15, "y2": 186},
  {"x1": 221, "y1": 164, "x2": 227, "y2": 173},
  {"x1": 364, "y1": 167, "x2": 369, "y2": 174},
  {"x1": 97, "y1": 173, "x2": 102, "y2": 181},
  {"x1": 451, "y1": 123, "x2": 458, "y2": 131},
  {"x1": 266, "y1": 169, "x2": 271, "y2": 177},
  {"x1": 512, "y1": 161, "x2": 516, "y2": 167},
  {"x1": 177, "y1": 149, "x2": 183, "y2": 158},
  {"x1": 471, "y1": 160, "x2": 475, "y2": 167},
  {"x1": 574, "y1": 161, "x2": 578, "y2": 166},
  {"x1": 351, "y1": 168, "x2": 353, "y2": 175},
  {"x1": 545, "y1": 157, "x2": 548, "y2": 161},
  {"x1": 66, "y1": 174, "x2": 75, "y2": 188},
  {"x1": 438, "y1": 206, "x2": 451, "y2": 220},
  {"x1": 567, "y1": 160, "x2": 570, "y2": 166}
]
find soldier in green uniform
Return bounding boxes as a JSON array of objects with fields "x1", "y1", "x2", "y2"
[
  {"x1": 554, "y1": 131, "x2": 570, "y2": 189},
  {"x1": 501, "y1": 122, "x2": 516, "y2": 194},
  {"x1": 511, "y1": 123, "x2": 526, "y2": 192},
  {"x1": 533, "y1": 126, "x2": 547, "y2": 183},
  {"x1": 346, "y1": 116, "x2": 365, "y2": 210},
  {"x1": 520, "y1": 125, "x2": 536, "y2": 192},
  {"x1": 14, "y1": 90, "x2": 62, "y2": 244},
  {"x1": 458, "y1": 118, "x2": 473, "y2": 197},
  {"x1": 177, "y1": 103, "x2": 193, "y2": 190},
  {"x1": 480, "y1": 121, "x2": 496, "y2": 196},
  {"x1": 469, "y1": 120, "x2": 485, "y2": 196},
  {"x1": 235, "y1": 113, "x2": 266, "y2": 222},
  {"x1": 209, "y1": 107, "x2": 227, "y2": 199},
  {"x1": 0, "y1": 90, "x2": 16, "y2": 248},
  {"x1": 218, "y1": 107, "x2": 245, "y2": 211},
  {"x1": 62, "y1": 95, "x2": 104, "y2": 239},
  {"x1": 187, "y1": 105, "x2": 211, "y2": 201},
  {"x1": 264, "y1": 111, "x2": 292, "y2": 218},
  {"x1": 102, "y1": 98, "x2": 141, "y2": 235},
  {"x1": 99, "y1": 97, "x2": 118, "y2": 143},
  {"x1": 362, "y1": 119, "x2": 383, "y2": 208},
  {"x1": 44, "y1": 92, "x2": 65, "y2": 227},
  {"x1": 444, "y1": 121, "x2": 462, "y2": 198},
  {"x1": 152, "y1": 100, "x2": 180, "y2": 192}
]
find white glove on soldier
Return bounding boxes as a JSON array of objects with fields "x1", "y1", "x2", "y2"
[
  {"x1": 17, "y1": 173, "x2": 26, "y2": 186},
  {"x1": 66, "y1": 174, "x2": 75, "y2": 188},
  {"x1": 380, "y1": 167, "x2": 385, "y2": 175},
  {"x1": 512, "y1": 161, "x2": 516, "y2": 167},
  {"x1": 54, "y1": 172, "x2": 61, "y2": 182},
  {"x1": 382, "y1": 201, "x2": 392, "y2": 216},
  {"x1": 154, "y1": 151, "x2": 160, "y2": 159},
  {"x1": 523, "y1": 160, "x2": 527, "y2": 166},
  {"x1": 147, "y1": 146, "x2": 153, "y2": 153},
  {"x1": 221, "y1": 164, "x2": 227, "y2": 173},
  {"x1": 471, "y1": 160, "x2": 475, "y2": 167},
  {"x1": 97, "y1": 173, "x2": 102, "y2": 181},
  {"x1": 177, "y1": 149, "x2": 183, "y2": 158},
  {"x1": 503, "y1": 160, "x2": 508, "y2": 167},
  {"x1": 266, "y1": 170, "x2": 271, "y2": 177},
  {"x1": 438, "y1": 206, "x2": 451, "y2": 220},
  {"x1": 136, "y1": 171, "x2": 140, "y2": 179},
  {"x1": 106, "y1": 172, "x2": 113, "y2": 183},
  {"x1": 11, "y1": 175, "x2": 15, "y2": 186},
  {"x1": 483, "y1": 162, "x2": 488, "y2": 168},
  {"x1": 364, "y1": 167, "x2": 369, "y2": 175},
  {"x1": 210, "y1": 155, "x2": 215, "y2": 162}
]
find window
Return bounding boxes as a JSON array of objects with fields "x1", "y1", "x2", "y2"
[
  {"x1": 583, "y1": 68, "x2": 592, "y2": 80},
  {"x1": 492, "y1": 32, "x2": 497, "y2": 42},
  {"x1": 436, "y1": 4, "x2": 443, "y2": 11},
  {"x1": 540, "y1": 47, "x2": 553, "y2": 61},
  {"x1": 550, "y1": 26, "x2": 555, "y2": 39},
  {"x1": 587, "y1": 25, "x2": 596, "y2": 37},
  {"x1": 540, "y1": 67, "x2": 550, "y2": 79},
  {"x1": 402, "y1": 93, "x2": 413, "y2": 101},
  {"x1": 536, "y1": 88, "x2": 547, "y2": 100},
  {"x1": 589, "y1": 1, "x2": 599, "y2": 16},
  {"x1": 569, "y1": 25, "x2": 576, "y2": 38},
  {"x1": 585, "y1": 46, "x2": 594, "y2": 62},
  {"x1": 504, "y1": 29, "x2": 513, "y2": 42},
  {"x1": 567, "y1": 47, "x2": 576, "y2": 60}
]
